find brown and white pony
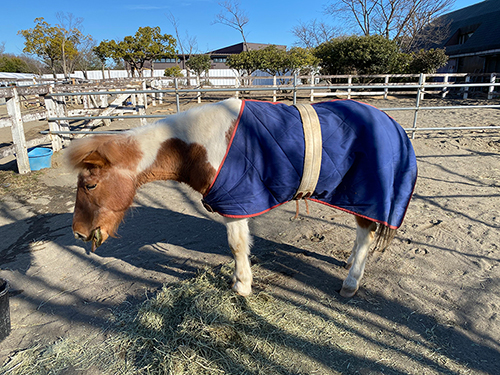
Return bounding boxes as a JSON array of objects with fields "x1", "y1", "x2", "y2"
[{"x1": 68, "y1": 98, "x2": 396, "y2": 298}]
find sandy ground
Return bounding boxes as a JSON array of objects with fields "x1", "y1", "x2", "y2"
[{"x1": 0, "y1": 95, "x2": 499, "y2": 374}]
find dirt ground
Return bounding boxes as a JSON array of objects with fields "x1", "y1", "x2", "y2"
[{"x1": 0, "y1": 95, "x2": 499, "y2": 374}]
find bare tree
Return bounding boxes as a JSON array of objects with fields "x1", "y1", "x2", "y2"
[
  {"x1": 56, "y1": 12, "x2": 86, "y2": 78},
  {"x1": 74, "y1": 37, "x2": 98, "y2": 80},
  {"x1": 213, "y1": 1, "x2": 250, "y2": 50},
  {"x1": 292, "y1": 19, "x2": 341, "y2": 48},
  {"x1": 166, "y1": 12, "x2": 198, "y2": 85},
  {"x1": 166, "y1": 12, "x2": 198, "y2": 69},
  {"x1": 325, "y1": 0, "x2": 455, "y2": 51}
]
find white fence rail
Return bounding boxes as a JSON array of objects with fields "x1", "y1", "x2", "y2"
[{"x1": 0, "y1": 73, "x2": 499, "y2": 174}]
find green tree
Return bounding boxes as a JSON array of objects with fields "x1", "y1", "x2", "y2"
[
  {"x1": 227, "y1": 46, "x2": 318, "y2": 85},
  {"x1": 407, "y1": 48, "x2": 448, "y2": 74},
  {"x1": 19, "y1": 15, "x2": 90, "y2": 78},
  {"x1": 0, "y1": 55, "x2": 31, "y2": 73},
  {"x1": 19, "y1": 18, "x2": 63, "y2": 77},
  {"x1": 93, "y1": 40, "x2": 115, "y2": 78},
  {"x1": 164, "y1": 65, "x2": 184, "y2": 77},
  {"x1": 226, "y1": 49, "x2": 262, "y2": 81},
  {"x1": 111, "y1": 27, "x2": 177, "y2": 77},
  {"x1": 314, "y1": 35, "x2": 401, "y2": 75},
  {"x1": 186, "y1": 54, "x2": 211, "y2": 82},
  {"x1": 259, "y1": 45, "x2": 288, "y2": 77},
  {"x1": 258, "y1": 46, "x2": 319, "y2": 84}
]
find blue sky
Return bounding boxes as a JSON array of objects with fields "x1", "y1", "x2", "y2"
[{"x1": 0, "y1": 0, "x2": 484, "y2": 55}]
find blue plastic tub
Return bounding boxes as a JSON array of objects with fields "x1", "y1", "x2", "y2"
[{"x1": 27, "y1": 147, "x2": 53, "y2": 171}]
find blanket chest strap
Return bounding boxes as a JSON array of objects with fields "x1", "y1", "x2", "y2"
[{"x1": 293, "y1": 103, "x2": 322, "y2": 200}]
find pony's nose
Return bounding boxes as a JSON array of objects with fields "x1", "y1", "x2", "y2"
[{"x1": 74, "y1": 231, "x2": 88, "y2": 241}]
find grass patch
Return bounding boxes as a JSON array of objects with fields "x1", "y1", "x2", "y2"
[{"x1": 1, "y1": 265, "x2": 345, "y2": 375}]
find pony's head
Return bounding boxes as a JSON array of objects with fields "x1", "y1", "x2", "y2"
[{"x1": 67, "y1": 135, "x2": 141, "y2": 252}]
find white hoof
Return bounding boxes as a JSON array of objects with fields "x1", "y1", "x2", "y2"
[
  {"x1": 232, "y1": 280, "x2": 252, "y2": 297},
  {"x1": 340, "y1": 278, "x2": 358, "y2": 298}
]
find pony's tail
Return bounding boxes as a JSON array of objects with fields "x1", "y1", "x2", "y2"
[{"x1": 373, "y1": 224, "x2": 397, "y2": 252}]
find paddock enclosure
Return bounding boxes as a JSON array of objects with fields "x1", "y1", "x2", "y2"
[{"x1": 0, "y1": 79, "x2": 499, "y2": 374}]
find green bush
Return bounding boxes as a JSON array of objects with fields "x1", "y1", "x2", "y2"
[
  {"x1": 164, "y1": 65, "x2": 184, "y2": 78},
  {"x1": 314, "y1": 35, "x2": 401, "y2": 75},
  {"x1": 407, "y1": 49, "x2": 448, "y2": 74},
  {"x1": 314, "y1": 35, "x2": 448, "y2": 76}
]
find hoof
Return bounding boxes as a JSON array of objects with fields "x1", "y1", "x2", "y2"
[
  {"x1": 339, "y1": 286, "x2": 357, "y2": 298},
  {"x1": 232, "y1": 281, "x2": 252, "y2": 297},
  {"x1": 344, "y1": 262, "x2": 353, "y2": 270}
]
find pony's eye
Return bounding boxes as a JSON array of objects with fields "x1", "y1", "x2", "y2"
[{"x1": 86, "y1": 184, "x2": 97, "y2": 191}]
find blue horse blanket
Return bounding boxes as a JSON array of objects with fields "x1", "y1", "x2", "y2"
[{"x1": 203, "y1": 99, "x2": 417, "y2": 229}]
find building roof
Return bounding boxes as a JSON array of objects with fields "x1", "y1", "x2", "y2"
[
  {"x1": 207, "y1": 42, "x2": 286, "y2": 55},
  {"x1": 431, "y1": 0, "x2": 500, "y2": 57}
]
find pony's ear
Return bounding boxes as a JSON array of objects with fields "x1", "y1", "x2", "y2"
[
  {"x1": 82, "y1": 150, "x2": 109, "y2": 168},
  {"x1": 66, "y1": 135, "x2": 114, "y2": 170}
]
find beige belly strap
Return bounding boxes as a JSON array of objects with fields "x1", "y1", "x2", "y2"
[{"x1": 293, "y1": 103, "x2": 322, "y2": 201}]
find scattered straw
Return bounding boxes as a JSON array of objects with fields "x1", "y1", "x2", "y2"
[{"x1": 0, "y1": 265, "x2": 470, "y2": 374}]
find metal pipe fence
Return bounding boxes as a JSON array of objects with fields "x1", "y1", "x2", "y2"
[
  {"x1": 44, "y1": 73, "x2": 500, "y2": 140},
  {"x1": 2, "y1": 72, "x2": 499, "y2": 173}
]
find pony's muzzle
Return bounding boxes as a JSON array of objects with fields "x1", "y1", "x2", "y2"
[
  {"x1": 74, "y1": 231, "x2": 88, "y2": 241},
  {"x1": 73, "y1": 228, "x2": 103, "y2": 252}
]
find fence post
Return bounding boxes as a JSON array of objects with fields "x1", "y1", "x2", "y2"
[
  {"x1": 488, "y1": 73, "x2": 496, "y2": 99},
  {"x1": 273, "y1": 75, "x2": 277, "y2": 102},
  {"x1": 196, "y1": 75, "x2": 201, "y2": 104},
  {"x1": 100, "y1": 90, "x2": 108, "y2": 108},
  {"x1": 411, "y1": 73, "x2": 424, "y2": 139},
  {"x1": 137, "y1": 89, "x2": 147, "y2": 126},
  {"x1": 152, "y1": 80, "x2": 157, "y2": 107},
  {"x1": 420, "y1": 74, "x2": 426, "y2": 100},
  {"x1": 441, "y1": 74, "x2": 449, "y2": 98},
  {"x1": 347, "y1": 75, "x2": 352, "y2": 99},
  {"x1": 293, "y1": 73, "x2": 297, "y2": 105},
  {"x1": 463, "y1": 75, "x2": 470, "y2": 99},
  {"x1": 54, "y1": 92, "x2": 71, "y2": 146},
  {"x1": 235, "y1": 75, "x2": 240, "y2": 99},
  {"x1": 310, "y1": 72, "x2": 315, "y2": 102},
  {"x1": 158, "y1": 79, "x2": 164, "y2": 105},
  {"x1": 83, "y1": 94, "x2": 89, "y2": 109},
  {"x1": 174, "y1": 78, "x2": 180, "y2": 113},
  {"x1": 44, "y1": 89, "x2": 63, "y2": 152},
  {"x1": 142, "y1": 81, "x2": 148, "y2": 109},
  {"x1": 6, "y1": 88, "x2": 30, "y2": 174},
  {"x1": 384, "y1": 75, "x2": 389, "y2": 99}
]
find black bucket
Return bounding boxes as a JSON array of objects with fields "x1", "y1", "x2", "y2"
[{"x1": 0, "y1": 278, "x2": 10, "y2": 341}]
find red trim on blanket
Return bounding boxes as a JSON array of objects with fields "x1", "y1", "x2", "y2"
[
  {"x1": 214, "y1": 200, "x2": 290, "y2": 219},
  {"x1": 308, "y1": 199, "x2": 399, "y2": 229},
  {"x1": 203, "y1": 100, "x2": 246, "y2": 198},
  {"x1": 214, "y1": 198, "x2": 398, "y2": 229}
]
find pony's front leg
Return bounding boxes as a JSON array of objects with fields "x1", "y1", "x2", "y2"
[
  {"x1": 225, "y1": 218, "x2": 253, "y2": 296},
  {"x1": 340, "y1": 217, "x2": 376, "y2": 298}
]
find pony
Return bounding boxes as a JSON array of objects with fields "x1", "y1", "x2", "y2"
[{"x1": 68, "y1": 98, "x2": 417, "y2": 298}]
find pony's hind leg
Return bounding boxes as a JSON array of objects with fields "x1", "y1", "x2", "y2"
[
  {"x1": 340, "y1": 216, "x2": 377, "y2": 298},
  {"x1": 225, "y1": 218, "x2": 253, "y2": 296}
]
